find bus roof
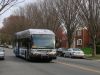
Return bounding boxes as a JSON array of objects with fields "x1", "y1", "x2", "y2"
[{"x1": 16, "y1": 29, "x2": 55, "y2": 38}]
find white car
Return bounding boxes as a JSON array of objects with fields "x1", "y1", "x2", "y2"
[
  {"x1": 64, "y1": 48, "x2": 85, "y2": 58},
  {"x1": 0, "y1": 47, "x2": 5, "y2": 60}
]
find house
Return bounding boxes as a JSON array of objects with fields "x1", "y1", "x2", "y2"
[
  {"x1": 74, "y1": 27, "x2": 90, "y2": 48},
  {"x1": 55, "y1": 26, "x2": 90, "y2": 48},
  {"x1": 55, "y1": 25, "x2": 67, "y2": 48}
]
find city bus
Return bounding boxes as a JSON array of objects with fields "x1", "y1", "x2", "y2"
[{"x1": 13, "y1": 29, "x2": 57, "y2": 62}]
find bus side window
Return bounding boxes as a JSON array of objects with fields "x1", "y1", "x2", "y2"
[
  {"x1": 27, "y1": 38, "x2": 32, "y2": 49},
  {"x1": 18, "y1": 39, "x2": 26, "y2": 49}
]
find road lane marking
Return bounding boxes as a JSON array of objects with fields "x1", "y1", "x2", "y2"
[{"x1": 56, "y1": 61, "x2": 100, "y2": 74}]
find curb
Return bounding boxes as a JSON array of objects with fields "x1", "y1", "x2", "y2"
[{"x1": 96, "y1": 60, "x2": 100, "y2": 62}]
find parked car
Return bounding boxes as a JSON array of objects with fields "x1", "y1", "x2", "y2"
[
  {"x1": 0, "y1": 44, "x2": 8, "y2": 48},
  {"x1": 64, "y1": 48, "x2": 85, "y2": 58},
  {"x1": 57, "y1": 48, "x2": 68, "y2": 57},
  {"x1": 0, "y1": 47, "x2": 5, "y2": 60},
  {"x1": 8, "y1": 45, "x2": 13, "y2": 49}
]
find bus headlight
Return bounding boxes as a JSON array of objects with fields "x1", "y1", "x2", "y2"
[
  {"x1": 31, "y1": 50, "x2": 39, "y2": 54},
  {"x1": 48, "y1": 50, "x2": 56, "y2": 55}
]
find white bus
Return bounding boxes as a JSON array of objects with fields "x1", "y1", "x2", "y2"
[{"x1": 13, "y1": 29, "x2": 57, "y2": 61}]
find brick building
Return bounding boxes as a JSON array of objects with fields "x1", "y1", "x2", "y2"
[
  {"x1": 74, "y1": 27, "x2": 90, "y2": 48},
  {"x1": 55, "y1": 26, "x2": 90, "y2": 48},
  {"x1": 55, "y1": 25, "x2": 67, "y2": 48}
]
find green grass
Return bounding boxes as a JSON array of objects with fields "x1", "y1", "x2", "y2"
[{"x1": 85, "y1": 55, "x2": 100, "y2": 60}]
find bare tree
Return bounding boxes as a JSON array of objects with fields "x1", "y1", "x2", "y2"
[
  {"x1": 0, "y1": 0, "x2": 25, "y2": 15},
  {"x1": 24, "y1": 3, "x2": 44, "y2": 29},
  {"x1": 78, "y1": 0, "x2": 100, "y2": 56},
  {"x1": 1, "y1": 0, "x2": 82, "y2": 47},
  {"x1": 38, "y1": 0, "x2": 60, "y2": 31},
  {"x1": 0, "y1": 14, "x2": 32, "y2": 43},
  {"x1": 13, "y1": 2, "x2": 44, "y2": 29},
  {"x1": 1, "y1": 2, "x2": 41, "y2": 38},
  {"x1": 13, "y1": 0, "x2": 60, "y2": 31},
  {"x1": 55, "y1": 0, "x2": 80, "y2": 48}
]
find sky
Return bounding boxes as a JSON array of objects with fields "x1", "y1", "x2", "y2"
[{"x1": 0, "y1": 0, "x2": 37, "y2": 28}]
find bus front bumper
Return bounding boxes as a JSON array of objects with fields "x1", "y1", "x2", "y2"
[{"x1": 30, "y1": 53, "x2": 57, "y2": 60}]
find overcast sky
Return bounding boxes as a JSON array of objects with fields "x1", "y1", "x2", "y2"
[{"x1": 0, "y1": 0, "x2": 37, "y2": 28}]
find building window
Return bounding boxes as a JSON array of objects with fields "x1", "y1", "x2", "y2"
[
  {"x1": 77, "y1": 30, "x2": 82, "y2": 36},
  {"x1": 77, "y1": 39, "x2": 82, "y2": 45}
]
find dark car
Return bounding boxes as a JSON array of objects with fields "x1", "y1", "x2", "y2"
[{"x1": 57, "y1": 48, "x2": 68, "y2": 57}]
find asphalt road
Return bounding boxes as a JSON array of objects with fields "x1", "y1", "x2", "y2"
[{"x1": 0, "y1": 48, "x2": 100, "y2": 75}]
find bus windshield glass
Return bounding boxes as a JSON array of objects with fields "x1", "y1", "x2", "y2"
[{"x1": 32, "y1": 34, "x2": 55, "y2": 49}]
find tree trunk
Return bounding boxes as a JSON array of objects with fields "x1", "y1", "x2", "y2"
[
  {"x1": 68, "y1": 39, "x2": 72, "y2": 48},
  {"x1": 92, "y1": 38, "x2": 96, "y2": 57}
]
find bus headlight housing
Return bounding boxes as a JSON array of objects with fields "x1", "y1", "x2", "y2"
[
  {"x1": 31, "y1": 50, "x2": 40, "y2": 54},
  {"x1": 48, "y1": 50, "x2": 56, "y2": 55}
]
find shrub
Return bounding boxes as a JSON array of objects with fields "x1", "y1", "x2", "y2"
[
  {"x1": 96, "y1": 45, "x2": 100, "y2": 54},
  {"x1": 82, "y1": 48, "x2": 92, "y2": 54}
]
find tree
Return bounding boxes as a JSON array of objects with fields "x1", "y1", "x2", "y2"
[
  {"x1": 1, "y1": 0, "x2": 81, "y2": 47},
  {"x1": 1, "y1": 0, "x2": 60, "y2": 44},
  {"x1": 38, "y1": 0, "x2": 60, "y2": 31},
  {"x1": 55, "y1": 0, "x2": 80, "y2": 48},
  {"x1": 0, "y1": 0, "x2": 25, "y2": 15},
  {"x1": 0, "y1": 15, "x2": 28, "y2": 43},
  {"x1": 78, "y1": 0, "x2": 100, "y2": 56},
  {"x1": 2, "y1": 15, "x2": 31, "y2": 34},
  {"x1": 0, "y1": 0, "x2": 25, "y2": 44},
  {"x1": 13, "y1": 0, "x2": 60, "y2": 31}
]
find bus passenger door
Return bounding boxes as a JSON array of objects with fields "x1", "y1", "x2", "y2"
[{"x1": 13, "y1": 42, "x2": 19, "y2": 57}]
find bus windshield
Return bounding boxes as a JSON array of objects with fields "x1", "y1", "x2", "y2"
[{"x1": 32, "y1": 34, "x2": 55, "y2": 49}]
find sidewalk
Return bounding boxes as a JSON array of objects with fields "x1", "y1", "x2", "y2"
[
  {"x1": 96, "y1": 60, "x2": 100, "y2": 62},
  {"x1": 85, "y1": 55, "x2": 100, "y2": 61}
]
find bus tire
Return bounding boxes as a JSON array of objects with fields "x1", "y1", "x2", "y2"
[
  {"x1": 15, "y1": 53, "x2": 19, "y2": 57},
  {"x1": 46, "y1": 59, "x2": 52, "y2": 62}
]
